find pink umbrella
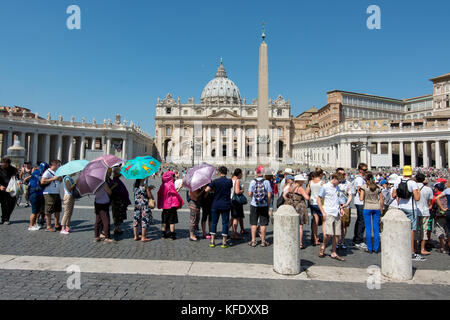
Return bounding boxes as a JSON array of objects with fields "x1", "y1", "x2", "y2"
[
  {"x1": 76, "y1": 159, "x2": 109, "y2": 196},
  {"x1": 182, "y1": 163, "x2": 216, "y2": 192},
  {"x1": 93, "y1": 154, "x2": 124, "y2": 168}
]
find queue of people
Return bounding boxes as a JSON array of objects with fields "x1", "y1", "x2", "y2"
[{"x1": 1, "y1": 155, "x2": 450, "y2": 261}]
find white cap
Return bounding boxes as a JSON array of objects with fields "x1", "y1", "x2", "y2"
[
  {"x1": 284, "y1": 168, "x2": 293, "y2": 174},
  {"x1": 294, "y1": 174, "x2": 308, "y2": 182}
]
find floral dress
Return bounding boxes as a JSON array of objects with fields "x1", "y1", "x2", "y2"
[
  {"x1": 286, "y1": 188, "x2": 309, "y2": 225},
  {"x1": 133, "y1": 186, "x2": 152, "y2": 229}
]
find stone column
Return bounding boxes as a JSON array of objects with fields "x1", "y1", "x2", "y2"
[
  {"x1": 448, "y1": 140, "x2": 450, "y2": 169},
  {"x1": 411, "y1": 141, "x2": 416, "y2": 168},
  {"x1": 7, "y1": 130, "x2": 13, "y2": 148},
  {"x1": 237, "y1": 126, "x2": 242, "y2": 159},
  {"x1": 381, "y1": 208, "x2": 412, "y2": 280},
  {"x1": 57, "y1": 134, "x2": 62, "y2": 160},
  {"x1": 388, "y1": 141, "x2": 393, "y2": 167},
  {"x1": 91, "y1": 137, "x2": 96, "y2": 150},
  {"x1": 80, "y1": 135, "x2": 85, "y2": 160},
  {"x1": 377, "y1": 142, "x2": 381, "y2": 154},
  {"x1": 122, "y1": 137, "x2": 127, "y2": 159},
  {"x1": 32, "y1": 132, "x2": 38, "y2": 165},
  {"x1": 435, "y1": 140, "x2": 442, "y2": 169},
  {"x1": 44, "y1": 134, "x2": 50, "y2": 163},
  {"x1": 227, "y1": 125, "x2": 233, "y2": 162},
  {"x1": 68, "y1": 135, "x2": 74, "y2": 161},
  {"x1": 174, "y1": 125, "x2": 180, "y2": 159},
  {"x1": 253, "y1": 126, "x2": 258, "y2": 160},
  {"x1": 206, "y1": 126, "x2": 211, "y2": 161},
  {"x1": 423, "y1": 141, "x2": 429, "y2": 167},
  {"x1": 274, "y1": 205, "x2": 300, "y2": 275},
  {"x1": 216, "y1": 126, "x2": 221, "y2": 163},
  {"x1": 106, "y1": 137, "x2": 111, "y2": 155},
  {"x1": 367, "y1": 142, "x2": 372, "y2": 168},
  {"x1": 399, "y1": 141, "x2": 404, "y2": 168},
  {"x1": 18, "y1": 131, "x2": 25, "y2": 147}
]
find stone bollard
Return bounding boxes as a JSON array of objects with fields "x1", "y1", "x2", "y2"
[
  {"x1": 273, "y1": 205, "x2": 300, "y2": 275},
  {"x1": 381, "y1": 208, "x2": 412, "y2": 281}
]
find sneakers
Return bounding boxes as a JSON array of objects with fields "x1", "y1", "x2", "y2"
[
  {"x1": 354, "y1": 242, "x2": 367, "y2": 249},
  {"x1": 412, "y1": 253, "x2": 427, "y2": 261},
  {"x1": 60, "y1": 229, "x2": 69, "y2": 235},
  {"x1": 3, "y1": 221, "x2": 10, "y2": 225},
  {"x1": 28, "y1": 225, "x2": 40, "y2": 231}
]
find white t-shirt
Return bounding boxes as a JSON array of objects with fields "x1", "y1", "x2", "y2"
[
  {"x1": 309, "y1": 180, "x2": 323, "y2": 206},
  {"x1": 353, "y1": 175, "x2": 365, "y2": 205},
  {"x1": 393, "y1": 178, "x2": 418, "y2": 211},
  {"x1": 416, "y1": 183, "x2": 433, "y2": 217},
  {"x1": 42, "y1": 169, "x2": 60, "y2": 195},
  {"x1": 318, "y1": 182, "x2": 339, "y2": 217}
]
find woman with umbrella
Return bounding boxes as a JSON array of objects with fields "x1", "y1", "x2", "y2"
[
  {"x1": 157, "y1": 171, "x2": 184, "y2": 240},
  {"x1": 133, "y1": 179, "x2": 154, "y2": 242},
  {"x1": 94, "y1": 168, "x2": 114, "y2": 243},
  {"x1": 110, "y1": 166, "x2": 131, "y2": 235}
]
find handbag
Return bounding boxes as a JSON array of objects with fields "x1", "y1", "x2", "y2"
[
  {"x1": 149, "y1": 199, "x2": 156, "y2": 209},
  {"x1": 232, "y1": 193, "x2": 248, "y2": 205},
  {"x1": 6, "y1": 177, "x2": 19, "y2": 197}
]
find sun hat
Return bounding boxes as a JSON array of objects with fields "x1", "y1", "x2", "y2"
[
  {"x1": 294, "y1": 174, "x2": 308, "y2": 182},
  {"x1": 284, "y1": 168, "x2": 293, "y2": 174},
  {"x1": 402, "y1": 166, "x2": 413, "y2": 176},
  {"x1": 388, "y1": 174, "x2": 399, "y2": 184}
]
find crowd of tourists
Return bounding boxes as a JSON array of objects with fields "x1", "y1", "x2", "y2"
[{"x1": 1, "y1": 156, "x2": 449, "y2": 262}]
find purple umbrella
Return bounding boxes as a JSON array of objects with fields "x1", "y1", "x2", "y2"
[
  {"x1": 76, "y1": 159, "x2": 109, "y2": 196},
  {"x1": 182, "y1": 163, "x2": 216, "y2": 192},
  {"x1": 93, "y1": 154, "x2": 124, "y2": 168}
]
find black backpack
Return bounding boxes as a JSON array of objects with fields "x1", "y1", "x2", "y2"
[{"x1": 396, "y1": 179, "x2": 412, "y2": 199}]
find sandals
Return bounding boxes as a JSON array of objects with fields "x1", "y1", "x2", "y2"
[
  {"x1": 189, "y1": 237, "x2": 198, "y2": 241},
  {"x1": 209, "y1": 243, "x2": 216, "y2": 248},
  {"x1": 248, "y1": 241, "x2": 257, "y2": 247},
  {"x1": 260, "y1": 241, "x2": 270, "y2": 247},
  {"x1": 220, "y1": 244, "x2": 229, "y2": 249},
  {"x1": 318, "y1": 246, "x2": 325, "y2": 258},
  {"x1": 439, "y1": 248, "x2": 448, "y2": 254},
  {"x1": 93, "y1": 238, "x2": 101, "y2": 242},
  {"x1": 46, "y1": 228, "x2": 55, "y2": 232},
  {"x1": 300, "y1": 244, "x2": 305, "y2": 249},
  {"x1": 103, "y1": 238, "x2": 115, "y2": 243},
  {"x1": 141, "y1": 238, "x2": 151, "y2": 242},
  {"x1": 331, "y1": 255, "x2": 345, "y2": 261}
]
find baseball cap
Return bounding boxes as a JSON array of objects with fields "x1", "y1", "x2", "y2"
[
  {"x1": 437, "y1": 178, "x2": 447, "y2": 184},
  {"x1": 285, "y1": 175, "x2": 294, "y2": 181},
  {"x1": 284, "y1": 168, "x2": 293, "y2": 174},
  {"x1": 380, "y1": 179, "x2": 387, "y2": 185},
  {"x1": 256, "y1": 165, "x2": 265, "y2": 174},
  {"x1": 402, "y1": 166, "x2": 413, "y2": 176}
]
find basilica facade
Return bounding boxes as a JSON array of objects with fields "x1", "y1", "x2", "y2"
[{"x1": 154, "y1": 59, "x2": 293, "y2": 167}]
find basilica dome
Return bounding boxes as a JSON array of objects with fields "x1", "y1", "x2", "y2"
[{"x1": 201, "y1": 60, "x2": 241, "y2": 104}]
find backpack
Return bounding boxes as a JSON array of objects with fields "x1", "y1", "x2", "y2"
[
  {"x1": 396, "y1": 179, "x2": 412, "y2": 199},
  {"x1": 253, "y1": 179, "x2": 267, "y2": 204},
  {"x1": 73, "y1": 187, "x2": 82, "y2": 200}
]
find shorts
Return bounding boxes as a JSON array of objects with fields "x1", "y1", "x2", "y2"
[
  {"x1": 324, "y1": 214, "x2": 341, "y2": 236},
  {"x1": 435, "y1": 217, "x2": 449, "y2": 239},
  {"x1": 417, "y1": 216, "x2": 430, "y2": 241},
  {"x1": 400, "y1": 209, "x2": 417, "y2": 231},
  {"x1": 94, "y1": 202, "x2": 110, "y2": 215},
  {"x1": 310, "y1": 204, "x2": 322, "y2": 216},
  {"x1": 44, "y1": 194, "x2": 62, "y2": 215},
  {"x1": 30, "y1": 193, "x2": 45, "y2": 214},
  {"x1": 427, "y1": 217, "x2": 433, "y2": 232},
  {"x1": 250, "y1": 205, "x2": 269, "y2": 226},
  {"x1": 162, "y1": 207, "x2": 178, "y2": 225},
  {"x1": 231, "y1": 203, "x2": 244, "y2": 219},
  {"x1": 340, "y1": 208, "x2": 351, "y2": 228}
]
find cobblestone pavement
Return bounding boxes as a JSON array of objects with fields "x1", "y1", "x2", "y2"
[
  {"x1": 0, "y1": 176, "x2": 448, "y2": 300},
  {"x1": 0, "y1": 269, "x2": 448, "y2": 300}
]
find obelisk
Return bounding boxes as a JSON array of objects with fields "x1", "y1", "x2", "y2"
[{"x1": 257, "y1": 23, "x2": 269, "y2": 166}]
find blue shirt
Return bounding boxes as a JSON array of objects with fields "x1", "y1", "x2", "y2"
[
  {"x1": 28, "y1": 170, "x2": 44, "y2": 196},
  {"x1": 249, "y1": 177, "x2": 273, "y2": 207},
  {"x1": 209, "y1": 176, "x2": 233, "y2": 211}
]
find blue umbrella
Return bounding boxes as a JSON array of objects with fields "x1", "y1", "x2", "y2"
[{"x1": 55, "y1": 160, "x2": 90, "y2": 177}]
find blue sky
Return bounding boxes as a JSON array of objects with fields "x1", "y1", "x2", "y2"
[{"x1": 1, "y1": 0, "x2": 449, "y2": 135}]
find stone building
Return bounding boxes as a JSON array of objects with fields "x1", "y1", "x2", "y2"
[
  {"x1": 292, "y1": 73, "x2": 450, "y2": 169},
  {"x1": 0, "y1": 106, "x2": 157, "y2": 164}
]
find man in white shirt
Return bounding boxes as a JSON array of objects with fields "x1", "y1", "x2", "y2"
[
  {"x1": 352, "y1": 163, "x2": 367, "y2": 249},
  {"x1": 41, "y1": 160, "x2": 63, "y2": 231},
  {"x1": 392, "y1": 166, "x2": 422, "y2": 261},
  {"x1": 415, "y1": 172, "x2": 433, "y2": 256},
  {"x1": 317, "y1": 173, "x2": 346, "y2": 261}
]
